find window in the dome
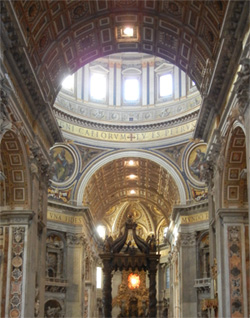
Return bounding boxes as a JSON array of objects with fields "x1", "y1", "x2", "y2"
[
  {"x1": 160, "y1": 74, "x2": 172, "y2": 97},
  {"x1": 90, "y1": 73, "x2": 107, "y2": 100},
  {"x1": 62, "y1": 74, "x2": 74, "y2": 91},
  {"x1": 124, "y1": 78, "x2": 139, "y2": 101}
]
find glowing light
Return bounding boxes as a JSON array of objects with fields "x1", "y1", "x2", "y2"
[
  {"x1": 128, "y1": 174, "x2": 137, "y2": 179},
  {"x1": 124, "y1": 78, "x2": 139, "y2": 101},
  {"x1": 130, "y1": 190, "x2": 136, "y2": 194},
  {"x1": 96, "y1": 267, "x2": 102, "y2": 289},
  {"x1": 123, "y1": 27, "x2": 133, "y2": 37},
  {"x1": 62, "y1": 75, "x2": 74, "y2": 91},
  {"x1": 97, "y1": 225, "x2": 106, "y2": 240},
  {"x1": 160, "y1": 74, "x2": 172, "y2": 97},
  {"x1": 128, "y1": 273, "x2": 140, "y2": 289},
  {"x1": 128, "y1": 160, "x2": 135, "y2": 166}
]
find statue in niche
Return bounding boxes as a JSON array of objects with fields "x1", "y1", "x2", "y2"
[
  {"x1": 45, "y1": 306, "x2": 62, "y2": 318},
  {"x1": 103, "y1": 235, "x2": 113, "y2": 252},
  {"x1": 46, "y1": 234, "x2": 64, "y2": 279},
  {"x1": 44, "y1": 300, "x2": 63, "y2": 318},
  {"x1": 85, "y1": 257, "x2": 90, "y2": 280},
  {"x1": 146, "y1": 234, "x2": 156, "y2": 252}
]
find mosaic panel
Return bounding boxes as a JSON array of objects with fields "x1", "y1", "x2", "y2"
[
  {"x1": 233, "y1": 138, "x2": 245, "y2": 148},
  {"x1": 228, "y1": 168, "x2": 240, "y2": 181},
  {"x1": 50, "y1": 146, "x2": 76, "y2": 184},
  {"x1": 230, "y1": 152, "x2": 243, "y2": 164},
  {"x1": 5, "y1": 141, "x2": 18, "y2": 151},
  {"x1": 186, "y1": 144, "x2": 207, "y2": 184},
  {"x1": 227, "y1": 186, "x2": 239, "y2": 201},
  {"x1": 8, "y1": 227, "x2": 25, "y2": 318},
  {"x1": 245, "y1": 226, "x2": 250, "y2": 313},
  {"x1": 12, "y1": 171, "x2": 24, "y2": 183},
  {"x1": 228, "y1": 226, "x2": 244, "y2": 317},
  {"x1": 14, "y1": 188, "x2": 25, "y2": 201},
  {"x1": 9, "y1": 154, "x2": 22, "y2": 165}
]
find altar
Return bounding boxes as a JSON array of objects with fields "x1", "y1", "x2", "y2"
[{"x1": 99, "y1": 216, "x2": 160, "y2": 318}]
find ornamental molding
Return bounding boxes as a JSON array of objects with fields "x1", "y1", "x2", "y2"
[
  {"x1": 0, "y1": 210, "x2": 34, "y2": 225},
  {"x1": 54, "y1": 93, "x2": 201, "y2": 126},
  {"x1": 194, "y1": 0, "x2": 247, "y2": 141},
  {"x1": 66, "y1": 233, "x2": 86, "y2": 246},
  {"x1": 178, "y1": 232, "x2": 197, "y2": 247},
  {"x1": 172, "y1": 202, "x2": 208, "y2": 223},
  {"x1": 54, "y1": 108, "x2": 199, "y2": 133},
  {"x1": 234, "y1": 57, "x2": 250, "y2": 116},
  {"x1": 1, "y1": 1, "x2": 62, "y2": 144}
]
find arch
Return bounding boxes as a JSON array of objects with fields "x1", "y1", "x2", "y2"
[
  {"x1": 222, "y1": 125, "x2": 247, "y2": 209},
  {"x1": 44, "y1": 299, "x2": 63, "y2": 318},
  {"x1": 76, "y1": 150, "x2": 187, "y2": 205},
  {"x1": 0, "y1": 130, "x2": 30, "y2": 208},
  {"x1": 11, "y1": 2, "x2": 228, "y2": 104}
]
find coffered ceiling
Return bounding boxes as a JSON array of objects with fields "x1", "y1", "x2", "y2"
[
  {"x1": 10, "y1": 0, "x2": 228, "y2": 105},
  {"x1": 83, "y1": 157, "x2": 180, "y2": 232}
]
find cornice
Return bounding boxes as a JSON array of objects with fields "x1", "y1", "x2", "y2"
[
  {"x1": 172, "y1": 201, "x2": 208, "y2": 223},
  {"x1": 194, "y1": 0, "x2": 248, "y2": 141},
  {"x1": 54, "y1": 108, "x2": 199, "y2": 132},
  {"x1": 0, "y1": 1, "x2": 63, "y2": 145}
]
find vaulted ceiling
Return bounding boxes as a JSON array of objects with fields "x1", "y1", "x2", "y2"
[
  {"x1": 83, "y1": 157, "x2": 180, "y2": 229},
  {"x1": 9, "y1": 0, "x2": 228, "y2": 104}
]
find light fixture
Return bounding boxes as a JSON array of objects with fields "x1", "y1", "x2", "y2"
[
  {"x1": 128, "y1": 273, "x2": 140, "y2": 289},
  {"x1": 128, "y1": 174, "x2": 137, "y2": 179},
  {"x1": 115, "y1": 26, "x2": 138, "y2": 42},
  {"x1": 129, "y1": 189, "x2": 136, "y2": 195},
  {"x1": 128, "y1": 160, "x2": 135, "y2": 166},
  {"x1": 122, "y1": 26, "x2": 133, "y2": 37}
]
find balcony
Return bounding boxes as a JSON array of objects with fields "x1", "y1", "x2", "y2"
[
  {"x1": 45, "y1": 277, "x2": 68, "y2": 293},
  {"x1": 194, "y1": 278, "x2": 211, "y2": 293}
]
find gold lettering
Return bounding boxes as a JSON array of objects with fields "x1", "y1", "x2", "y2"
[{"x1": 57, "y1": 119, "x2": 197, "y2": 142}]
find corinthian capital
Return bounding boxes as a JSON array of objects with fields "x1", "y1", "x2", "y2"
[
  {"x1": 179, "y1": 232, "x2": 196, "y2": 247},
  {"x1": 66, "y1": 233, "x2": 85, "y2": 246}
]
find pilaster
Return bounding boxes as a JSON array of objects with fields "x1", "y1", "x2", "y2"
[
  {"x1": 215, "y1": 209, "x2": 248, "y2": 318},
  {"x1": 178, "y1": 232, "x2": 198, "y2": 318},
  {"x1": 65, "y1": 233, "x2": 86, "y2": 317}
]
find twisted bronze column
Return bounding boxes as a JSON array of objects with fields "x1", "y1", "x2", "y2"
[
  {"x1": 102, "y1": 258, "x2": 112, "y2": 318},
  {"x1": 148, "y1": 260, "x2": 157, "y2": 318}
]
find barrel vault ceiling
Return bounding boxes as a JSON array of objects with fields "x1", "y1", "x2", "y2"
[{"x1": 83, "y1": 157, "x2": 180, "y2": 233}]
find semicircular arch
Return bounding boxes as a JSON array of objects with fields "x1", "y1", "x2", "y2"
[{"x1": 76, "y1": 150, "x2": 188, "y2": 205}]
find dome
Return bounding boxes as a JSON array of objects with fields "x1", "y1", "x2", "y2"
[{"x1": 54, "y1": 53, "x2": 201, "y2": 147}]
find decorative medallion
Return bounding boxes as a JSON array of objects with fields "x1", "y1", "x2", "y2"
[
  {"x1": 186, "y1": 143, "x2": 207, "y2": 185},
  {"x1": 50, "y1": 146, "x2": 76, "y2": 185},
  {"x1": 12, "y1": 269, "x2": 22, "y2": 280},
  {"x1": 71, "y1": 3, "x2": 89, "y2": 20},
  {"x1": 12, "y1": 256, "x2": 22, "y2": 268},
  {"x1": 10, "y1": 308, "x2": 20, "y2": 318},
  {"x1": 13, "y1": 245, "x2": 23, "y2": 255},
  {"x1": 10, "y1": 294, "x2": 21, "y2": 307}
]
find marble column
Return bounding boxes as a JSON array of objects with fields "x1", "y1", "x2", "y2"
[{"x1": 178, "y1": 232, "x2": 197, "y2": 318}]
